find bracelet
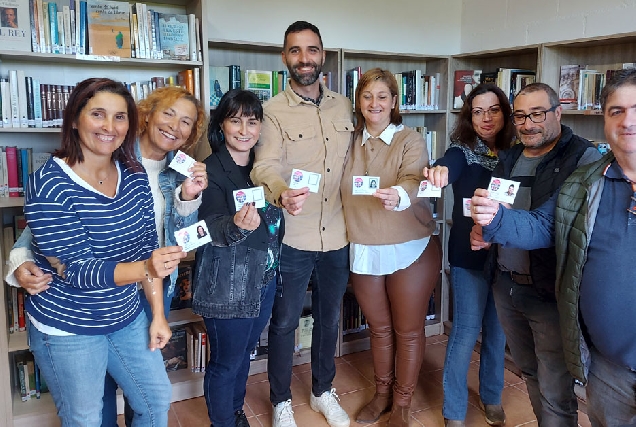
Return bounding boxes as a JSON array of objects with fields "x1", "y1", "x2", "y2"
[{"x1": 143, "y1": 260, "x2": 156, "y2": 294}]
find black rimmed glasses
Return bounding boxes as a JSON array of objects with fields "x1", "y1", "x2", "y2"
[
  {"x1": 471, "y1": 105, "x2": 502, "y2": 119},
  {"x1": 512, "y1": 105, "x2": 558, "y2": 125}
]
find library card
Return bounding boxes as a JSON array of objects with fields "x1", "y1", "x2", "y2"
[
  {"x1": 417, "y1": 180, "x2": 442, "y2": 198},
  {"x1": 174, "y1": 220, "x2": 212, "y2": 252},
  {"x1": 232, "y1": 187, "x2": 266, "y2": 211},
  {"x1": 168, "y1": 150, "x2": 196, "y2": 178},
  {"x1": 487, "y1": 177, "x2": 520, "y2": 204},
  {"x1": 289, "y1": 169, "x2": 321, "y2": 193},
  {"x1": 352, "y1": 176, "x2": 380, "y2": 195}
]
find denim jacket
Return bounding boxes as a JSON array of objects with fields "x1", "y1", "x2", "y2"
[
  {"x1": 192, "y1": 145, "x2": 284, "y2": 319},
  {"x1": 6, "y1": 141, "x2": 201, "y2": 303}
]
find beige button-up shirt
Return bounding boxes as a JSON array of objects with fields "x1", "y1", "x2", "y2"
[{"x1": 251, "y1": 83, "x2": 353, "y2": 252}]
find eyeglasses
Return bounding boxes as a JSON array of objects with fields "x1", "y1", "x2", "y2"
[
  {"x1": 472, "y1": 105, "x2": 502, "y2": 119},
  {"x1": 512, "y1": 105, "x2": 558, "y2": 125}
]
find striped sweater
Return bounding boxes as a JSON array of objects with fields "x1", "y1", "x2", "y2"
[{"x1": 24, "y1": 157, "x2": 158, "y2": 335}]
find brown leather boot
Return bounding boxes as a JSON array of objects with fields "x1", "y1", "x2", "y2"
[
  {"x1": 386, "y1": 404, "x2": 411, "y2": 427},
  {"x1": 356, "y1": 392, "x2": 392, "y2": 423}
]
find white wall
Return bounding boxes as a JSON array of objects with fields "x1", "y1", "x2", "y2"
[
  {"x1": 205, "y1": 0, "x2": 462, "y2": 55},
  {"x1": 461, "y1": 0, "x2": 636, "y2": 53}
]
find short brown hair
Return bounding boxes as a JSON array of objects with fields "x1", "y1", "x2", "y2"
[{"x1": 137, "y1": 86, "x2": 207, "y2": 155}]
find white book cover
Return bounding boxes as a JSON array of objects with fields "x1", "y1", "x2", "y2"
[
  {"x1": 32, "y1": 152, "x2": 51, "y2": 172},
  {"x1": 195, "y1": 17, "x2": 201, "y2": 61},
  {"x1": 8, "y1": 70, "x2": 20, "y2": 128},
  {"x1": 37, "y1": 0, "x2": 46, "y2": 52},
  {"x1": 63, "y1": 5, "x2": 71, "y2": 54},
  {"x1": 56, "y1": 11, "x2": 65, "y2": 54},
  {"x1": 0, "y1": 149, "x2": 5, "y2": 197},
  {"x1": 0, "y1": 79, "x2": 10, "y2": 127},
  {"x1": 0, "y1": 0, "x2": 32, "y2": 51},
  {"x1": 188, "y1": 13, "x2": 195, "y2": 63},
  {"x1": 75, "y1": 0, "x2": 81, "y2": 54},
  {"x1": 17, "y1": 70, "x2": 28, "y2": 128},
  {"x1": 32, "y1": 78, "x2": 42, "y2": 128}
]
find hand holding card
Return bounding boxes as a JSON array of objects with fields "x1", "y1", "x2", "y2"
[
  {"x1": 232, "y1": 187, "x2": 266, "y2": 212},
  {"x1": 234, "y1": 203, "x2": 261, "y2": 231},
  {"x1": 417, "y1": 180, "x2": 442, "y2": 198},
  {"x1": 168, "y1": 150, "x2": 197, "y2": 178},
  {"x1": 487, "y1": 177, "x2": 520, "y2": 204}
]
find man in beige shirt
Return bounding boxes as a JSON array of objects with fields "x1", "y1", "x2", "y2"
[{"x1": 251, "y1": 20, "x2": 353, "y2": 427}]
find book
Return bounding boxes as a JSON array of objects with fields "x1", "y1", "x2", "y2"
[
  {"x1": 86, "y1": 0, "x2": 131, "y2": 58},
  {"x1": 48, "y1": 1, "x2": 59, "y2": 53},
  {"x1": 242, "y1": 70, "x2": 273, "y2": 103},
  {"x1": 161, "y1": 327, "x2": 187, "y2": 372},
  {"x1": 0, "y1": 0, "x2": 32, "y2": 52},
  {"x1": 157, "y1": 13, "x2": 189, "y2": 60},
  {"x1": 209, "y1": 66, "x2": 230, "y2": 108},
  {"x1": 559, "y1": 65, "x2": 584, "y2": 110},
  {"x1": 5, "y1": 145, "x2": 18, "y2": 196},
  {"x1": 170, "y1": 263, "x2": 192, "y2": 310},
  {"x1": 453, "y1": 70, "x2": 482, "y2": 109}
]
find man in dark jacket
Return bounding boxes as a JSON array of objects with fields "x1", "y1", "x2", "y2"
[
  {"x1": 474, "y1": 83, "x2": 600, "y2": 426},
  {"x1": 470, "y1": 69, "x2": 636, "y2": 427}
]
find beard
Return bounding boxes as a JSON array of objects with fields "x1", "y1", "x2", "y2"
[{"x1": 288, "y1": 60, "x2": 323, "y2": 87}]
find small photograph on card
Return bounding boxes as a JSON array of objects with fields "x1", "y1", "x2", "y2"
[
  {"x1": 168, "y1": 150, "x2": 196, "y2": 178},
  {"x1": 488, "y1": 177, "x2": 520, "y2": 204},
  {"x1": 289, "y1": 169, "x2": 321, "y2": 193},
  {"x1": 174, "y1": 220, "x2": 212, "y2": 252},
  {"x1": 462, "y1": 198, "x2": 472, "y2": 217},
  {"x1": 352, "y1": 176, "x2": 380, "y2": 195},
  {"x1": 417, "y1": 180, "x2": 442, "y2": 198},
  {"x1": 232, "y1": 187, "x2": 266, "y2": 211}
]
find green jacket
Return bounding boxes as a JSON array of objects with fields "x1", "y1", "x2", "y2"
[{"x1": 554, "y1": 152, "x2": 614, "y2": 383}]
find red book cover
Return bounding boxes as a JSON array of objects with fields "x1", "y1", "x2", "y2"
[
  {"x1": 5, "y1": 146, "x2": 19, "y2": 197},
  {"x1": 453, "y1": 70, "x2": 482, "y2": 109},
  {"x1": 17, "y1": 289, "x2": 26, "y2": 331}
]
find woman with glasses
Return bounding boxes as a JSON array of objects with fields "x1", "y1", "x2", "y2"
[{"x1": 424, "y1": 83, "x2": 515, "y2": 427}]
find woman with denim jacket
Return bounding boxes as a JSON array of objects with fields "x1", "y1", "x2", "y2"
[
  {"x1": 6, "y1": 85, "x2": 208, "y2": 427},
  {"x1": 193, "y1": 89, "x2": 283, "y2": 427}
]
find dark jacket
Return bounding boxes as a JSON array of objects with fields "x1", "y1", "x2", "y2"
[
  {"x1": 192, "y1": 144, "x2": 284, "y2": 319},
  {"x1": 485, "y1": 125, "x2": 594, "y2": 296}
]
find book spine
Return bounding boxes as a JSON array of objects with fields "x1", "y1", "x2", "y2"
[
  {"x1": 57, "y1": 12, "x2": 65, "y2": 54},
  {"x1": 48, "y1": 2, "x2": 59, "y2": 54},
  {"x1": 17, "y1": 360, "x2": 29, "y2": 402},
  {"x1": 25, "y1": 76, "x2": 35, "y2": 128},
  {"x1": 69, "y1": 1, "x2": 76, "y2": 54},
  {"x1": 33, "y1": 79, "x2": 42, "y2": 128},
  {"x1": 75, "y1": 0, "x2": 81, "y2": 54},
  {"x1": 0, "y1": 79, "x2": 11, "y2": 128},
  {"x1": 79, "y1": 1, "x2": 86, "y2": 55},
  {"x1": 188, "y1": 14, "x2": 196, "y2": 62},
  {"x1": 153, "y1": 11, "x2": 161, "y2": 59},
  {"x1": 21, "y1": 149, "x2": 30, "y2": 193},
  {"x1": 17, "y1": 70, "x2": 29, "y2": 128},
  {"x1": 37, "y1": 0, "x2": 48, "y2": 53},
  {"x1": 11, "y1": 287, "x2": 18, "y2": 331},
  {"x1": 9, "y1": 71, "x2": 20, "y2": 128},
  {"x1": 195, "y1": 17, "x2": 202, "y2": 62},
  {"x1": 17, "y1": 289, "x2": 26, "y2": 331},
  {"x1": 128, "y1": 4, "x2": 135, "y2": 58},
  {"x1": 16, "y1": 148, "x2": 23, "y2": 196},
  {"x1": 42, "y1": 2, "x2": 52, "y2": 54},
  {"x1": 63, "y1": 6, "x2": 72, "y2": 55},
  {"x1": 30, "y1": 0, "x2": 40, "y2": 53}
]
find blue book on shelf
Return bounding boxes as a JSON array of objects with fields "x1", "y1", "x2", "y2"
[
  {"x1": 48, "y1": 2, "x2": 59, "y2": 54},
  {"x1": 157, "y1": 13, "x2": 190, "y2": 60}
]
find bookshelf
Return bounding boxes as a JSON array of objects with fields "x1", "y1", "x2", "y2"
[{"x1": 0, "y1": 0, "x2": 209, "y2": 425}]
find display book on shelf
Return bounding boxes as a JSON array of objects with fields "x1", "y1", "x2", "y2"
[{"x1": 0, "y1": 0, "x2": 209, "y2": 425}]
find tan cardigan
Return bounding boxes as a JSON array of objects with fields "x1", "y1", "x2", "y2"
[{"x1": 341, "y1": 126, "x2": 436, "y2": 245}]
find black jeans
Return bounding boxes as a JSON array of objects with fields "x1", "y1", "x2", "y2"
[{"x1": 268, "y1": 244, "x2": 350, "y2": 405}]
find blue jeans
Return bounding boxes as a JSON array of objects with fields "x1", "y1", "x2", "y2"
[
  {"x1": 493, "y1": 271, "x2": 578, "y2": 427},
  {"x1": 28, "y1": 312, "x2": 172, "y2": 427},
  {"x1": 587, "y1": 347, "x2": 636, "y2": 427},
  {"x1": 203, "y1": 276, "x2": 276, "y2": 427},
  {"x1": 268, "y1": 244, "x2": 350, "y2": 404},
  {"x1": 442, "y1": 266, "x2": 506, "y2": 420}
]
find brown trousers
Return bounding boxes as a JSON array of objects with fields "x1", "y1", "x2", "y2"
[{"x1": 351, "y1": 236, "x2": 441, "y2": 407}]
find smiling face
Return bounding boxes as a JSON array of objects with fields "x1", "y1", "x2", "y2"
[
  {"x1": 471, "y1": 92, "x2": 504, "y2": 145},
  {"x1": 75, "y1": 91, "x2": 129, "y2": 159},
  {"x1": 282, "y1": 29, "x2": 325, "y2": 88},
  {"x1": 359, "y1": 80, "x2": 397, "y2": 132},
  {"x1": 145, "y1": 97, "x2": 197, "y2": 155},
  {"x1": 604, "y1": 84, "x2": 636, "y2": 160},
  {"x1": 513, "y1": 90, "x2": 562, "y2": 156},
  {"x1": 221, "y1": 110, "x2": 262, "y2": 162}
]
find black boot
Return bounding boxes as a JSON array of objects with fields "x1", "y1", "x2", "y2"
[{"x1": 235, "y1": 409, "x2": 250, "y2": 427}]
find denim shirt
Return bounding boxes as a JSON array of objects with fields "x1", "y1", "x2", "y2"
[{"x1": 7, "y1": 141, "x2": 201, "y2": 301}]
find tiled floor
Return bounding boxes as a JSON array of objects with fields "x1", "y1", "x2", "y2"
[{"x1": 120, "y1": 334, "x2": 592, "y2": 426}]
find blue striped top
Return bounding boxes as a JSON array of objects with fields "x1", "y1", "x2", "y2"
[{"x1": 24, "y1": 157, "x2": 158, "y2": 335}]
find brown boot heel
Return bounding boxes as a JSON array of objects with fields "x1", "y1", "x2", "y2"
[{"x1": 387, "y1": 404, "x2": 411, "y2": 427}]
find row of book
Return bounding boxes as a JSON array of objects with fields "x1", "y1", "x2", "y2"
[
  {"x1": 6, "y1": 287, "x2": 27, "y2": 335},
  {"x1": 453, "y1": 68, "x2": 536, "y2": 109},
  {"x1": 210, "y1": 65, "x2": 335, "y2": 108},
  {"x1": 160, "y1": 323, "x2": 208, "y2": 373},
  {"x1": 345, "y1": 67, "x2": 442, "y2": 111},
  {"x1": 0, "y1": 68, "x2": 201, "y2": 129},
  {"x1": 414, "y1": 127, "x2": 439, "y2": 166},
  {"x1": 15, "y1": 0, "x2": 202, "y2": 61},
  {"x1": 0, "y1": 147, "x2": 51, "y2": 198},
  {"x1": 13, "y1": 351, "x2": 49, "y2": 402},
  {"x1": 558, "y1": 64, "x2": 636, "y2": 110}
]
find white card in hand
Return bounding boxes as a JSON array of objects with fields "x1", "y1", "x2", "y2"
[
  {"x1": 289, "y1": 169, "x2": 321, "y2": 193},
  {"x1": 417, "y1": 180, "x2": 442, "y2": 197},
  {"x1": 488, "y1": 177, "x2": 520, "y2": 204},
  {"x1": 462, "y1": 198, "x2": 472, "y2": 217},
  {"x1": 352, "y1": 176, "x2": 380, "y2": 195},
  {"x1": 168, "y1": 150, "x2": 196, "y2": 178},
  {"x1": 232, "y1": 187, "x2": 266, "y2": 211},
  {"x1": 174, "y1": 220, "x2": 212, "y2": 252}
]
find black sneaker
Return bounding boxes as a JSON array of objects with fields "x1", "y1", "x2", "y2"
[{"x1": 235, "y1": 409, "x2": 250, "y2": 427}]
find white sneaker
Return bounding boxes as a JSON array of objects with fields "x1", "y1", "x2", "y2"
[
  {"x1": 310, "y1": 388, "x2": 350, "y2": 427},
  {"x1": 272, "y1": 399, "x2": 297, "y2": 427}
]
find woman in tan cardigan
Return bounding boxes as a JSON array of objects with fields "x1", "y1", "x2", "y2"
[{"x1": 341, "y1": 68, "x2": 441, "y2": 427}]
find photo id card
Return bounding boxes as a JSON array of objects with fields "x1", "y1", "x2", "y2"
[
  {"x1": 462, "y1": 198, "x2": 472, "y2": 217},
  {"x1": 289, "y1": 169, "x2": 321, "y2": 193},
  {"x1": 487, "y1": 177, "x2": 520, "y2": 204},
  {"x1": 417, "y1": 180, "x2": 442, "y2": 198},
  {"x1": 174, "y1": 220, "x2": 212, "y2": 252},
  {"x1": 232, "y1": 186, "x2": 266, "y2": 212},
  {"x1": 352, "y1": 176, "x2": 380, "y2": 195},
  {"x1": 168, "y1": 150, "x2": 196, "y2": 178}
]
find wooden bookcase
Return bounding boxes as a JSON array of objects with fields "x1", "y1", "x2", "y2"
[{"x1": 0, "y1": 0, "x2": 208, "y2": 425}]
